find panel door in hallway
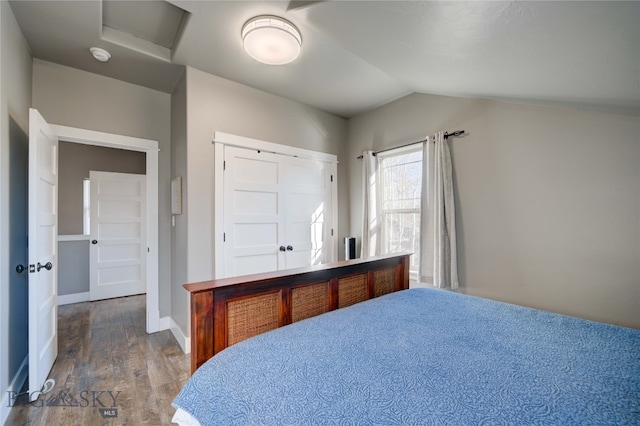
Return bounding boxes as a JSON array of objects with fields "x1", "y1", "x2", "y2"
[{"x1": 89, "y1": 171, "x2": 147, "y2": 301}]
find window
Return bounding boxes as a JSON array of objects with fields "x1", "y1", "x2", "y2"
[{"x1": 377, "y1": 146, "x2": 422, "y2": 274}]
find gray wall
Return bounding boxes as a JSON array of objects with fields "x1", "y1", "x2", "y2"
[
  {"x1": 170, "y1": 72, "x2": 188, "y2": 334},
  {"x1": 170, "y1": 66, "x2": 348, "y2": 336},
  {"x1": 58, "y1": 141, "x2": 145, "y2": 235},
  {"x1": 0, "y1": 1, "x2": 32, "y2": 420},
  {"x1": 58, "y1": 240, "x2": 89, "y2": 296},
  {"x1": 32, "y1": 59, "x2": 173, "y2": 318},
  {"x1": 348, "y1": 93, "x2": 640, "y2": 329}
]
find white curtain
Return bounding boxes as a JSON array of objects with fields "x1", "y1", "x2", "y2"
[
  {"x1": 360, "y1": 151, "x2": 379, "y2": 258},
  {"x1": 419, "y1": 131, "x2": 459, "y2": 289}
]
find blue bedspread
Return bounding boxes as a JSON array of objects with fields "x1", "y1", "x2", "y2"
[{"x1": 173, "y1": 288, "x2": 640, "y2": 425}]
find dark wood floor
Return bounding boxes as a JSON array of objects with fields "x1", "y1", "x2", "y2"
[{"x1": 6, "y1": 295, "x2": 190, "y2": 425}]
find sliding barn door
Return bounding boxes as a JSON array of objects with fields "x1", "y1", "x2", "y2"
[{"x1": 222, "y1": 146, "x2": 333, "y2": 278}]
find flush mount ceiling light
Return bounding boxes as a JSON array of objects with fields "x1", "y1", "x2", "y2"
[
  {"x1": 241, "y1": 16, "x2": 302, "y2": 65},
  {"x1": 89, "y1": 47, "x2": 111, "y2": 62}
]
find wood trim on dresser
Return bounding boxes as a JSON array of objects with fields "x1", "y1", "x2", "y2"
[{"x1": 184, "y1": 253, "x2": 411, "y2": 374}]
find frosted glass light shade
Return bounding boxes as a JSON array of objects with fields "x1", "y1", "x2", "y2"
[{"x1": 242, "y1": 16, "x2": 302, "y2": 65}]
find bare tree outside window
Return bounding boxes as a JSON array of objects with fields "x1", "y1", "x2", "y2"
[{"x1": 378, "y1": 147, "x2": 422, "y2": 274}]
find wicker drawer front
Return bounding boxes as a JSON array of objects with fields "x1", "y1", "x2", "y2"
[
  {"x1": 292, "y1": 282, "x2": 329, "y2": 323},
  {"x1": 338, "y1": 274, "x2": 367, "y2": 308},
  {"x1": 227, "y1": 291, "x2": 280, "y2": 346},
  {"x1": 373, "y1": 268, "x2": 395, "y2": 297}
]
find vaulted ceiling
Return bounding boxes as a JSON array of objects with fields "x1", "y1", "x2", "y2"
[{"x1": 9, "y1": 1, "x2": 640, "y2": 118}]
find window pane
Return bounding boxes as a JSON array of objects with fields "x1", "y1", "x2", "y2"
[
  {"x1": 380, "y1": 152, "x2": 422, "y2": 210},
  {"x1": 377, "y1": 146, "x2": 423, "y2": 273},
  {"x1": 383, "y1": 212, "x2": 420, "y2": 271}
]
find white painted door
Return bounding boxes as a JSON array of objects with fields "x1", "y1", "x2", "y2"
[
  {"x1": 89, "y1": 171, "x2": 147, "y2": 301},
  {"x1": 223, "y1": 146, "x2": 334, "y2": 277},
  {"x1": 28, "y1": 108, "x2": 58, "y2": 400},
  {"x1": 223, "y1": 147, "x2": 286, "y2": 276},
  {"x1": 284, "y1": 156, "x2": 332, "y2": 269}
]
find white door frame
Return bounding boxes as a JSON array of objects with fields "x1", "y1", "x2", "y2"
[
  {"x1": 51, "y1": 124, "x2": 161, "y2": 333},
  {"x1": 212, "y1": 131, "x2": 338, "y2": 279}
]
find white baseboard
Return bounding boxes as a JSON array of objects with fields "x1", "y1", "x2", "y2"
[
  {"x1": 1, "y1": 356, "x2": 28, "y2": 425},
  {"x1": 58, "y1": 292, "x2": 90, "y2": 305},
  {"x1": 158, "y1": 316, "x2": 171, "y2": 331},
  {"x1": 169, "y1": 318, "x2": 191, "y2": 354}
]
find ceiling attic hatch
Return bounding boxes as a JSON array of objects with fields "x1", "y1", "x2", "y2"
[{"x1": 101, "y1": 0, "x2": 189, "y2": 62}]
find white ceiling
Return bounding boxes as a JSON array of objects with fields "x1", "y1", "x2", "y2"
[{"x1": 8, "y1": 0, "x2": 640, "y2": 118}]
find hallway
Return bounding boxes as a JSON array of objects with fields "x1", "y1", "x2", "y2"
[{"x1": 6, "y1": 296, "x2": 189, "y2": 425}]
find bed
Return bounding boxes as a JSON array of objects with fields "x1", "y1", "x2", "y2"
[{"x1": 173, "y1": 286, "x2": 640, "y2": 425}]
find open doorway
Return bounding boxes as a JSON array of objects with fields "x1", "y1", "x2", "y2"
[
  {"x1": 51, "y1": 123, "x2": 161, "y2": 333},
  {"x1": 57, "y1": 143, "x2": 146, "y2": 303},
  {"x1": 10, "y1": 109, "x2": 160, "y2": 410},
  {"x1": 18, "y1": 111, "x2": 161, "y2": 403}
]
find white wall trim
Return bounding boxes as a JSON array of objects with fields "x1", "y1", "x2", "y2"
[
  {"x1": 213, "y1": 131, "x2": 338, "y2": 164},
  {"x1": 170, "y1": 317, "x2": 191, "y2": 354},
  {"x1": 158, "y1": 315, "x2": 171, "y2": 331},
  {"x1": 330, "y1": 161, "x2": 339, "y2": 261},
  {"x1": 57, "y1": 292, "x2": 89, "y2": 306},
  {"x1": 51, "y1": 124, "x2": 161, "y2": 333},
  {"x1": 0, "y1": 356, "x2": 28, "y2": 425},
  {"x1": 213, "y1": 142, "x2": 224, "y2": 278},
  {"x1": 145, "y1": 149, "x2": 160, "y2": 333},
  {"x1": 57, "y1": 234, "x2": 89, "y2": 242},
  {"x1": 51, "y1": 124, "x2": 159, "y2": 152}
]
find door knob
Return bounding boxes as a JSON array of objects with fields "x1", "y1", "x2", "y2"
[
  {"x1": 16, "y1": 264, "x2": 25, "y2": 274},
  {"x1": 279, "y1": 246, "x2": 286, "y2": 252},
  {"x1": 286, "y1": 245, "x2": 293, "y2": 251},
  {"x1": 91, "y1": 240, "x2": 98, "y2": 244},
  {"x1": 37, "y1": 262, "x2": 53, "y2": 272}
]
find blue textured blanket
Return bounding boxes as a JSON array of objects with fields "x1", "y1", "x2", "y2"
[{"x1": 173, "y1": 288, "x2": 640, "y2": 425}]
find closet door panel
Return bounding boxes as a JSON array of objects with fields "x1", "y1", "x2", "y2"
[
  {"x1": 224, "y1": 147, "x2": 285, "y2": 277},
  {"x1": 285, "y1": 157, "x2": 331, "y2": 269}
]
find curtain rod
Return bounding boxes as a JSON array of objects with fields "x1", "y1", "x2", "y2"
[{"x1": 356, "y1": 130, "x2": 465, "y2": 159}]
